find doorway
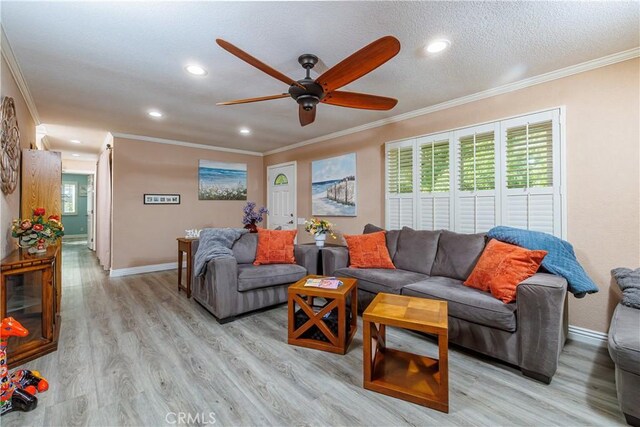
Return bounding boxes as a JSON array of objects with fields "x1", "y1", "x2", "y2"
[
  {"x1": 267, "y1": 162, "x2": 297, "y2": 230},
  {"x1": 61, "y1": 172, "x2": 95, "y2": 248}
]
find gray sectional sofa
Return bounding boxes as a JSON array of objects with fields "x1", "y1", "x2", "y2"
[
  {"x1": 608, "y1": 303, "x2": 640, "y2": 426},
  {"x1": 322, "y1": 224, "x2": 569, "y2": 383},
  {"x1": 190, "y1": 233, "x2": 319, "y2": 322}
]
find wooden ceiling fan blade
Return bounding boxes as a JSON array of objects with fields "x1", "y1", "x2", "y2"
[
  {"x1": 322, "y1": 91, "x2": 397, "y2": 110},
  {"x1": 315, "y1": 36, "x2": 400, "y2": 93},
  {"x1": 299, "y1": 105, "x2": 316, "y2": 126},
  {"x1": 216, "y1": 39, "x2": 305, "y2": 90},
  {"x1": 216, "y1": 94, "x2": 289, "y2": 106}
]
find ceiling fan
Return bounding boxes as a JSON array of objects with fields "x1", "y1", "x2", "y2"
[{"x1": 215, "y1": 36, "x2": 401, "y2": 126}]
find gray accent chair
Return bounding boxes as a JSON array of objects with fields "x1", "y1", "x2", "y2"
[
  {"x1": 190, "y1": 233, "x2": 319, "y2": 322},
  {"x1": 322, "y1": 225, "x2": 568, "y2": 383},
  {"x1": 608, "y1": 303, "x2": 640, "y2": 426}
]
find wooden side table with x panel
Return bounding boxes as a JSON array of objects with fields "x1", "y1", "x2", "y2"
[{"x1": 176, "y1": 237, "x2": 198, "y2": 298}]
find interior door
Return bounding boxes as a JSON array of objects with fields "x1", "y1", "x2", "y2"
[
  {"x1": 86, "y1": 174, "x2": 95, "y2": 250},
  {"x1": 268, "y1": 164, "x2": 296, "y2": 230}
]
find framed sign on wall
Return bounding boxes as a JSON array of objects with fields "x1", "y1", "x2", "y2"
[{"x1": 144, "y1": 194, "x2": 180, "y2": 205}]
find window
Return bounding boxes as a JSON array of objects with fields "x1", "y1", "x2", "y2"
[
  {"x1": 274, "y1": 173, "x2": 289, "y2": 186},
  {"x1": 417, "y1": 135, "x2": 452, "y2": 230},
  {"x1": 62, "y1": 182, "x2": 77, "y2": 215},
  {"x1": 385, "y1": 109, "x2": 563, "y2": 237},
  {"x1": 386, "y1": 141, "x2": 415, "y2": 230}
]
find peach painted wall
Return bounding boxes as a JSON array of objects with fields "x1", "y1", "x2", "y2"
[
  {"x1": 111, "y1": 137, "x2": 264, "y2": 269},
  {"x1": 265, "y1": 58, "x2": 640, "y2": 333},
  {"x1": 1, "y1": 56, "x2": 36, "y2": 258}
]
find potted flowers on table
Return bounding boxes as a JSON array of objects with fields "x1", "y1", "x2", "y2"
[
  {"x1": 11, "y1": 208, "x2": 65, "y2": 254},
  {"x1": 242, "y1": 202, "x2": 268, "y2": 233},
  {"x1": 304, "y1": 218, "x2": 336, "y2": 247}
]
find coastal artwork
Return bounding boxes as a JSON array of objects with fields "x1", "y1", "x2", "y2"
[
  {"x1": 198, "y1": 160, "x2": 247, "y2": 200},
  {"x1": 312, "y1": 153, "x2": 356, "y2": 216}
]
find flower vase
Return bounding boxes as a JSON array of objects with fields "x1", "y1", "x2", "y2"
[
  {"x1": 244, "y1": 222, "x2": 258, "y2": 233},
  {"x1": 314, "y1": 233, "x2": 327, "y2": 247}
]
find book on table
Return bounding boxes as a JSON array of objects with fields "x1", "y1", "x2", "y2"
[{"x1": 304, "y1": 277, "x2": 343, "y2": 289}]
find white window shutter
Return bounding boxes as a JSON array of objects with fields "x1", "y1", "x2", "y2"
[
  {"x1": 501, "y1": 110, "x2": 561, "y2": 237},
  {"x1": 453, "y1": 123, "x2": 499, "y2": 233},
  {"x1": 417, "y1": 134, "x2": 452, "y2": 231},
  {"x1": 386, "y1": 108, "x2": 563, "y2": 237},
  {"x1": 385, "y1": 140, "x2": 416, "y2": 229}
]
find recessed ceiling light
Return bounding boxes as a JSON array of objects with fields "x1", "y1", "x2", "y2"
[
  {"x1": 239, "y1": 128, "x2": 251, "y2": 135},
  {"x1": 425, "y1": 39, "x2": 451, "y2": 54},
  {"x1": 72, "y1": 153, "x2": 81, "y2": 157},
  {"x1": 148, "y1": 110, "x2": 163, "y2": 118},
  {"x1": 71, "y1": 139, "x2": 81, "y2": 144},
  {"x1": 185, "y1": 64, "x2": 207, "y2": 76}
]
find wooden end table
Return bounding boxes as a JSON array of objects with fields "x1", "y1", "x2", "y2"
[
  {"x1": 363, "y1": 293, "x2": 449, "y2": 413},
  {"x1": 176, "y1": 237, "x2": 197, "y2": 298},
  {"x1": 288, "y1": 275, "x2": 357, "y2": 354}
]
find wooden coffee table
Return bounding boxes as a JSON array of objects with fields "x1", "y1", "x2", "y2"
[
  {"x1": 363, "y1": 293, "x2": 449, "y2": 413},
  {"x1": 288, "y1": 275, "x2": 357, "y2": 354}
]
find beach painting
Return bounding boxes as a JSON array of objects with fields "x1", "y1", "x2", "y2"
[
  {"x1": 312, "y1": 153, "x2": 357, "y2": 216},
  {"x1": 198, "y1": 160, "x2": 247, "y2": 200}
]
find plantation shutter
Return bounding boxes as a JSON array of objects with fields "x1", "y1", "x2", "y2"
[
  {"x1": 454, "y1": 124, "x2": 499, "y2": 233},
  {"x1": 501, "y1": 110, "x2": 561, "y2": 236},
  {"x1": 385, "y1": 141, "x2": 415, "y2": 229},
  {"x1": 417, "y1": 134, "x2": 452, "y2": 230}
]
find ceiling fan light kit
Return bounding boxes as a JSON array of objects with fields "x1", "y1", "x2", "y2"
[{"x1": 216, "y1": 36, "x2": 401, "y2": 126}]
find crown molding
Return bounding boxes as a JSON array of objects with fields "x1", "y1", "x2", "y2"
[
  {"x1": 0, "y1": 26, "x2": 41, "y2": 124},
  {"x1": 263, "y1": 47, "x2": 640, "y2": 156},
  {"x1": 111, "y1": 132, "x2": 264, "y2": 157}
]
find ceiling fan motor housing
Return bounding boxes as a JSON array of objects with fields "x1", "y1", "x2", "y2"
[{"x1": 289, "y1": 77, "x2": 325, "y2": 110}]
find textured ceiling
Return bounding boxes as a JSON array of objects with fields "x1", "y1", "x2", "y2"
[{"x1": 3, "y1": 1, "x2": 639, "y2": 155}]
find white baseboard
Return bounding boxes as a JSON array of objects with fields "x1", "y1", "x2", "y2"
[
  {"x1": 568, "y1": 325, "x2": 608, "y2": 348},
  {"x1": 109, "y1": 261, "x2": 186, "y2": 278}
]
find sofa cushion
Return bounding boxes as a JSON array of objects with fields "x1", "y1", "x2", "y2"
[
  {"x1": 334, "y1": 267, "x2": 428, "y2": 294},
  {"x1": 402, "y1": 276, "x2": 517, "y2": 332},
  {"x1": 431, "y1": 230, "x2": 487, "y2": 280},
  {"x1": 393, "y1": 227, "x2": 441, "y2": 275},
  {"x1": 344, "y1": 231, "x2": 395, "y2": 269},
  {"x1": 608, "y1": 304, "x2": 640, "y2": 374},
  {"x1": 363, "y1": 224, "x2": 401, "y2": 259},
  {"x1": 253, "y1": 228, "x2": 297, "y2": 265},
  {"x1": 237, "y1": 263, "x2": 306, "y2": 292},
  {"x1": 232, "y1": 233, "x2": 258, "y2": 264}
]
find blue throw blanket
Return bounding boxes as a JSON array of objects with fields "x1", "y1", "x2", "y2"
[
  {"x1": 194, "y1": 228, "x2": 248, "y2": 277},
  {"x1": 487, "y1": 226, "x2": 599, "y2": 298}
]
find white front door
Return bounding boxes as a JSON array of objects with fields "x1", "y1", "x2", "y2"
[{"x1": 268, "y1": 163, "x2": 296, "y2": 230}]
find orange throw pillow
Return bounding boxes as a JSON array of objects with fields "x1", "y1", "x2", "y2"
[
  {"x1": 253, "y1": 229, "x2": 297, "y2": 265},
  {"x1": 464, "y1": 239, "x2": 547, "y2": 303},
  {"x1": 343, "y1": 231, "x2": 395, "y2": 269}
]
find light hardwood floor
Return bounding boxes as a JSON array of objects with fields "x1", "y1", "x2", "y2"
[{"x1": 3, "y1": 243, "x2": 626, "y2": 426}]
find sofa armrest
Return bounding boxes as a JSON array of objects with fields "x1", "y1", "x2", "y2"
[
  {"x1": 193, "y1": 257, "x2": 239, "y2": 320},
  {"x1": 516, "y1": 272, "x2": 568, "y2": 382},
  {"x1": 321, "y1": 246, "x2": 349, "y2": 276},
  {"x1": 294, "y1": 245, "x2": 320, "y2": 275}
]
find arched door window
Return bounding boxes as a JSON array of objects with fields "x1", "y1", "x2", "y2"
[{"x1": 274, "y1": 173, "x2": 289, "y2": 186}]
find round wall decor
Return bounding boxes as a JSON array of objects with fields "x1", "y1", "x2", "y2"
[{"x1": 0, "y1": 96, "x2": 21, "y2": 195}]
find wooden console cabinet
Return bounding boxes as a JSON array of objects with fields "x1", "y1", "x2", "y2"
[{"x1": 1, "y1": 246, "x2": 60, "y2": 368}]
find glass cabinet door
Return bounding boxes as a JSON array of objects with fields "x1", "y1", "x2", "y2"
[{"x1": 3, "y1": 266, "x2": 53, "y2": 353}]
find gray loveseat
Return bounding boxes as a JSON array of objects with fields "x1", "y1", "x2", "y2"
[
  {"x1": 323, "y1": 224, "x2": 569, "y2": 383},
  {"x1": 190, "y1": 233, "x2": 319, "y2": 322},
  {"x1": 608, "y1": 303, "x2": 640, "y2": 426}
]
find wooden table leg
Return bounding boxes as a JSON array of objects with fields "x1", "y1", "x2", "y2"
[
  {"x1": 185, "y1": 247, "x2": 192, "y2": 298},
  {"x1": 363, "y1": 318, "x2": 372, "y2": 384},
  {"x1": 438, "y1": 331, "x2": 449, "y2": 412},
  {"x1": 177, "y1": 248, "x2": 184, "y2": 293}
]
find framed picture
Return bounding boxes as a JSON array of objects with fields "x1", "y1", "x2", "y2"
[
  {"x1": 198, "y1": 160, "x2": 247, "y2": 200},
  {"x1": 312, "y1": 153, "x2": 357, "y2": 216},
  {"x1": 144, "y1": 194, "x2": 180, "y2": 205}
]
